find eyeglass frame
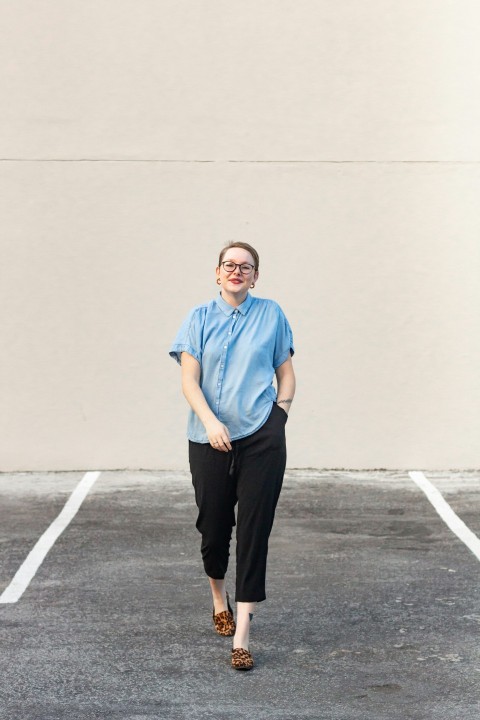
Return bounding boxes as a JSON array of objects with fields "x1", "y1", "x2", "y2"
[{"x1": 220, "y1": 260, "x2": 256, "y2": 275}]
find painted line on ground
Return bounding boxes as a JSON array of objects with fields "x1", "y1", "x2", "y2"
[
  {"x1": 0, "y1": 471, "x2": 101, "y2": 604},
  {"x1": 409, "y1": 471, "x2": 480, "y2": 562}
]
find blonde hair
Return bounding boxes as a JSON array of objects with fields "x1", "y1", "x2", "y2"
[{"x1": 218, "y1": 242, "x2": 260, "y2": 270}]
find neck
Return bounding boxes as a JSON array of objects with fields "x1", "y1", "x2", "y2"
[{"x1": 220, "y1": 289, "x2": 248, "y2": 308}]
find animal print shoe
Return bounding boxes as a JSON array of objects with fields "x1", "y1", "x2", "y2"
[
  {"x1": 231, "y1": 647, "x2": 254, "y2": 671},
  {"x1": 213, "y1": 592, "x2": 236, "y2": 637}
]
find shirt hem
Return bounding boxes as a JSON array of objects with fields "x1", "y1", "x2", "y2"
[{"x1": 187, "y1": 402, "x2": 274, "y2": 444}]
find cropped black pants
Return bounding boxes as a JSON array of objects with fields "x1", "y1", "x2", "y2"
[{"x1": 188, "y1": 402, "x2": 288, "y2": 602}]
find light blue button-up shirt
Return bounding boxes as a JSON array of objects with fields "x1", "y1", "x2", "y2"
[{"x1": 169, "y1": 292, "x2": 294, "y2": 443}]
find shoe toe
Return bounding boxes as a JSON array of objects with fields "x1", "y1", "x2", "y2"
[
  {"x1": 213, "y1": 609, "x2": 236, "y2": 636},
  {"x1": 231, "y1": 647, "x2": 254, "y2": 670}
]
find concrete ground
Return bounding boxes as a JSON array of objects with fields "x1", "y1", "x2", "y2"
[{"x1": 1, "y1": 469, "x2": 480, "y2": 720}]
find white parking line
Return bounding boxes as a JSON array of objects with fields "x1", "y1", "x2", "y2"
[
  {"x1": 0, "y1": 471, "x2": 101, "y2": 604},
  {"x1": 409, "y1": 471, "x2": 480, "y2": 562}
]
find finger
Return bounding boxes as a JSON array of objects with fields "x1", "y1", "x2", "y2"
[
  {"x1": 216, "y1": 437, "x2": 228, "y2": 452},
  {"x1": 217, "y1": 434, "x2": 231, "y2": 451},
  {"x1": 211, "y1": 438, "x2": 227, "y2": 452},
  {"x1": 218, "y1": 429, "x2": 232, "y2": 451},
  {"x1": 215, "y1": 436, "x2": 231, "y2": 452}
]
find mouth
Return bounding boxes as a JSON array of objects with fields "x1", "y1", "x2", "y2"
[{"x1": 229, "y1": 278, "x2": 243, "y2": 284}]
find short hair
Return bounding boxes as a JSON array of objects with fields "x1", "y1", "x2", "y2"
[{"x1": 218, "y1": 242, "x2": 260, "y2": 270}]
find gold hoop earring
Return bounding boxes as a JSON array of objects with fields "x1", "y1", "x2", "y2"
[
  {"x1": 250, "y1": 283, "x2": 255, "y2": 289},
  {"x1": 216, "y1": 278, "x2": 221, "y2": 285}
]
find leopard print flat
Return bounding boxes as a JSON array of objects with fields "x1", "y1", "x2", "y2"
[
  {"x1": 213, "y1": 592, "x2": 236, "y2": 637},
  {"x1": 231, "y1": 647, "x2": 254, "y2": 671}
]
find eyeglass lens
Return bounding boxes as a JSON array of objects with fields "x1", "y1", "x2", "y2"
[{"x1": 222, "y1": 261, "x2": 254, "y2": 274}]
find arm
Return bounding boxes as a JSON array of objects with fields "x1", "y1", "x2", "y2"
[
  {"x1": 180, "y1": 351, "x2": 232, "y2": 451},
  {"x1": 275, "y1": 355, "x2": 296, "y2": 415}
]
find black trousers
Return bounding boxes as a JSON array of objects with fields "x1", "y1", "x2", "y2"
[{"x1": 188, "y1": 402, "x2": 288, "y2": 602}]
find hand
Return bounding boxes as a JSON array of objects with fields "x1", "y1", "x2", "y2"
[
  {"x1": 204, "y1": 418, "x2": 232, "y2": 452},
  {"x1": 276, "y1": 400, "x2": 292, "y2": 415}
]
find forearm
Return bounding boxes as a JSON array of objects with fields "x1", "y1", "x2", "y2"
[{"x1": 276, "y1": 373, "x2": 296, "y2": 414}]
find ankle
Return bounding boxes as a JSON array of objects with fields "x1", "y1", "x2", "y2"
[
  {"x1": 209, "y1": 577, "x2": 228, "y2": 612},
  {"x1": 212, "y1": 591, "x2": 229, "y2": 615},
  {"x1": 213, "y1": 600, "x2": 227, "y2": 614},
  {"x1": 233, "y1": 635, "x2": 249, "y2": 650}
]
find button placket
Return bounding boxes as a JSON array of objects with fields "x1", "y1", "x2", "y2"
[{"x1": 215, "y1": 311, "x2": 240, "y2": 412}]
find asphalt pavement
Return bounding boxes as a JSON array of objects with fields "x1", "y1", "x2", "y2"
[{"x1": 1, "y1": 469, "x2": 480, "y2": 720}]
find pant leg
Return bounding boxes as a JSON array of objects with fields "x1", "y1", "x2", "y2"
[
  {"x1": 234, "y1": 403, "x2": 288, "y2": 602},
  {"x1": 188, "y1": 440, "x2": 238, "y2": 579}
]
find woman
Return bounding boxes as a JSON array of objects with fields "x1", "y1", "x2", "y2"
[{"x1": 169, "y1": 241, "x2": 295, "y2": 670}]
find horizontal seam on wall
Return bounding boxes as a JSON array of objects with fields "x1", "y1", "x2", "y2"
[{"x1": 0, "y1": 159, "x2": 479, "y2": 164}]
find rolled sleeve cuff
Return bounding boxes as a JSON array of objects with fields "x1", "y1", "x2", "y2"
[
  {"x1": 169, "y1": 344, "x2": 201, "y2": 365},
  {"x1": 273, "y1": 345, "x2": 294, "y2": 369}
]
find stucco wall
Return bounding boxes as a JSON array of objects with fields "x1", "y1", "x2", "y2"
[{"x1": 1, "y1": 1, "x2": 479, "y2": 470}]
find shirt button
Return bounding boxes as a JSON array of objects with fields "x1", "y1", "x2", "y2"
[{"x1": 223, "y1": 345, "x2": 227, "y2": 349}]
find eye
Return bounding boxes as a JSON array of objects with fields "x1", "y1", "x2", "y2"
[
  {"x1": 241, "y1": 264, "x2": 253, "y2": 273},
  {"x1": 223, "y1": 262, "x2": 236, "y2": 271}
]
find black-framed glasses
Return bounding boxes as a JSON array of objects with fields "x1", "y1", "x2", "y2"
[{"x1": 221, "y1": 261, "x2": 255, "y2": 275}]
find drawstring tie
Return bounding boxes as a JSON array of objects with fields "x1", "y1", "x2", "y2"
[{"x1": 228, "y1": 444, "x2": 238, "y2": 477}]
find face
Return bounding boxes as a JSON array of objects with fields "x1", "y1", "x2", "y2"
[{"x1": 216, "y1": 247, "x2": 259, "y2": 301}]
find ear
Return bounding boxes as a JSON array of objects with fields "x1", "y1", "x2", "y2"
[
  {"x1": 254, "y1": 269, "x2": 259, "y2": 283},
  {"x1": 215, "y1": 266, "x2": 220, "y2": 279}
]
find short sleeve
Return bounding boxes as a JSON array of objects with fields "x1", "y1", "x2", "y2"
[
  {"x1": 169, "y1": 307, "x2": 204, "y2": 365},
  {"x1": 273, "y1": 308, "x2": 295, "y2": 368}
]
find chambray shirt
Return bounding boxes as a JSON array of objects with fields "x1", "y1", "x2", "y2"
[{"x1": 169, "y1": 292, "x2": 294, "y2": 443}]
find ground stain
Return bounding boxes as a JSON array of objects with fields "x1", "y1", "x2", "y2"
[{"x1": 366, "y1": 683, "x2": 402, "y2": 693}]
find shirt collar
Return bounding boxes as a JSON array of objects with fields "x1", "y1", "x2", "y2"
[{"x1": 215, "y1": 292, "x2": 254, "y2": 316}]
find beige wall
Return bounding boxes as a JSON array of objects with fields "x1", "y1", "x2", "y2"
[{"x1": 1, "y1": 2, "x2": 479, "y2": 470}]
